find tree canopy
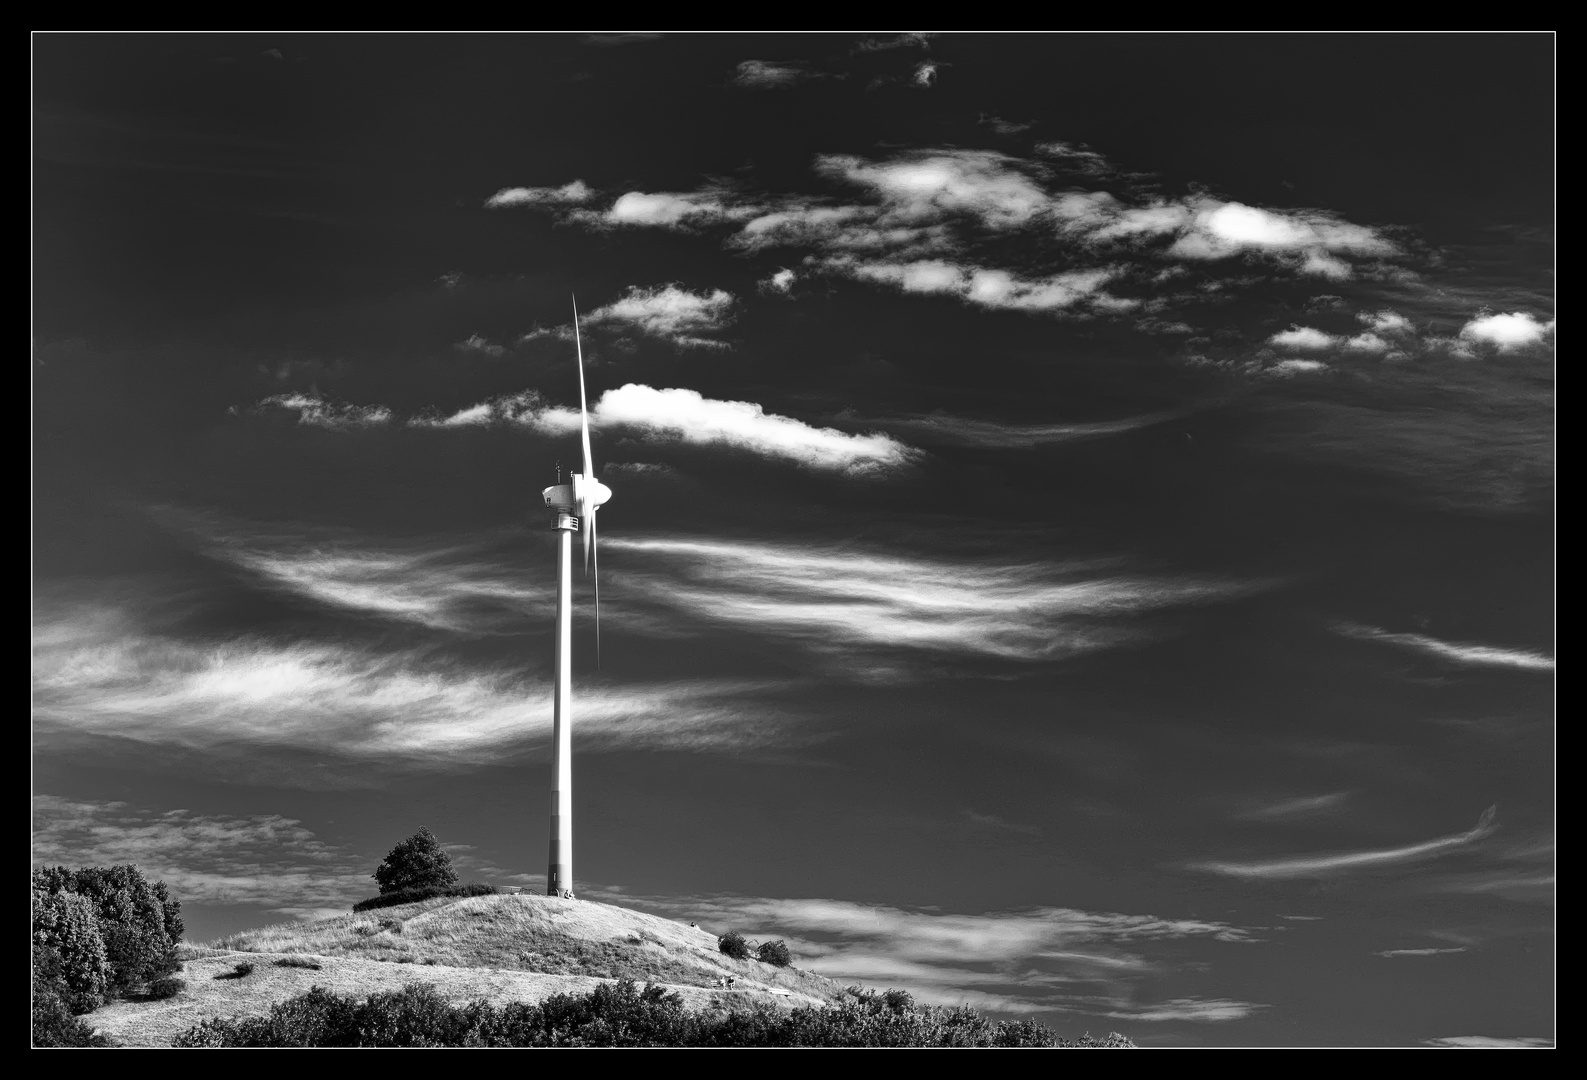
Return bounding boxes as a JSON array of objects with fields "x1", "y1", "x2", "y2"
[{"x1": 373, "y1": 827, "x2": 459, "y2": 895}]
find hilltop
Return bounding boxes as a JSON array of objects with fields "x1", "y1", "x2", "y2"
[{"x1": 89, "y1": 893, "x2": 845, "y2": 1047}]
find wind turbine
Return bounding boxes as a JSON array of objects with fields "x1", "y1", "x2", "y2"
[{"x1": 539, "y1": 297, "x2": 612, "y2": 900}]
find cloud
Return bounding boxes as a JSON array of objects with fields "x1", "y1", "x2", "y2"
[
  {"x1": 874, "y1": 406, "x2": 1186, "y2": 448},
  {"x1": 819, "y1": 149, "x2": 1053, "y2": 230},
  {"x1": 912, "y1": 60, "x2": 939, "y2": 87},
  {"x1": 1188, "y1": 806, "x2": 1498, "y2": 880},
  {"x1": 609, "y1": 891, "x2": 1257, "y2": 1015},
  {"x1": 1100, "y1": 998, "x2": 1263, "y2": 1022},
  {"x1": 1423, "y1": 1036, "x2": 1553, "y2": 1048},
  {"x1": 604, "y1": 536, "x2": 1263, "y2": 676},
  {"x1": 584, "y1": 284, "x2": 735, "y2": 348},
  {"x1": 1267, "y1": 359, "x2": 1328, "y2": 376},
  {"x1": 1166, "y1": 200, "x2": 1397, "y2": 264},
  {"x1": 484, "y1": 180, "x2": 596, "y2": 209},
  {"x1": 1033, "y1": 141, "x2": 1113, "y2": 174},
  {"x1": 1359, "y1": 309, "x2": 1414, "y2": 334},
  {"x1": 570, "y1": 189, "x2": 762, "y2": 231},
  {"x1": 589, "y1": 384, "x2": 915, "y2": 474},
  {"x1": 1333, "y1": 622, "x2": 1554, "y2": 671},
  {"x1": 453, "y1": 333, "x2": 507, "y2": 357},
  {"x1": 855, "y1": 32, "x2": 934, "y2": 52},
  {"x1": 1457, "y1": 312, "x2": 1555, "y2": 352},
  {"x1": 980, "y1": 115, "x2": 1034, "y2": 135},
  {"x1": 820, "y1": 256, "x2": 1127, "y2": 314},
  {"x1": 1376, "y1": 946, "x2": 1468, "y2": 957},
  {"x1": 1268, "y1": 326, "x2": 1339, "y2": 351},
  {"x1": 247, "y1": 384, "x2": 916, "y2": 474},
  {"x1": 33, "y1": 795, "x2": 372, "y2": 917},
  {"x1": 731, "y1": 60, "x2": 831, "y2": 88},
  {"x1": 32, "y1": 596, "x2": 793, "y2": 771},
  {"x1": 258, "y1": 393, "x2": 392, "y2": 429},
  {"x1": 760, "y1": 268, "x2": 797, "y2": 294},
  {"x1": 1343, "y1": 332, "x2": 1392, "y2": 353},
  {"x1": 1236, "y1": 792, "x2": 1351, "y2": 820}
]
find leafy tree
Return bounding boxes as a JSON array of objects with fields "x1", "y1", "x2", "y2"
[
  {"x1": 33, "y1": 866, "x2": 183, "y2": 993},
  {"x1": 755, "y1": 939, "x2": 792, "y2": 967},
  {"x1": 32, "y1": 888, "x2": 111, "y2": 1013},
  {"x1": 373, "y1": 827, "x2": 459, "y2": 895},
  {"x1": 717, "y1": 930, "x2": 750, "y2": 960},
  {"x1": 32, "y1": 957, "x2": 109, "y2": 1047}
]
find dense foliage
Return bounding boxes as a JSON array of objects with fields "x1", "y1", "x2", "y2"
[
  {"x1": 352, "y1": 882, "x2": 498, "y2": 913},
  {"x1": 717, "y1": 930, "x2": 750, "y2": 960},
  {"x1": 33, "y1": 866, "x2": 184, "y2": 994},
  {"x1": 173, "y1": 978, "x2": 1135, "y2": 1048},
  {"x1": 755, "y1": 940, "x2": 793, "y2": 967},
  {"x1": 373, "y1": 828, "x2": 458, "y2": 895},
  {"x1": 32, "y1": 889, "x2": 111, "y2": 1014},
  {"x1": 32, "y1": 864, "x2": 185, "y2": 1046}
]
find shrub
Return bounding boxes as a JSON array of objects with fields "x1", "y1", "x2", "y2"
[
  {"x1": 32, "y1": 890, "x2": 111, "y2": 1013},
  {"x1": 32, "y1": 865, "x2": 183, "y2": 994},
  {"x1": 274, "y1": 956, "x2": 323, "y2": 970},
  {"x1": 171, "y1": 979, "x2": 1136, "y2": 1048},
  {"x1": 755, "y1": 940, "x2": 792, "y2": 968},
  {"x1": 32, "y1": 964, "x2": 109, "y2": 1047},
  {"x1": 234, "y1": 961, "x2": 255, "y2": 977},
  {"x1": 717, "y1": 930, "x2": 750, "y2": 960},
  {"x1": 373, "y1": 827, "x2": 459, "y2": 895},
  {"x1": 351, "y1": 882, "x2": 497, "y2": 913},
  {"x1": 145, "y1": 975, "x2": 186, "y2": 1000}
]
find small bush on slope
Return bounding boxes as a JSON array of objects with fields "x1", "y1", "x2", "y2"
[
  {"x1": 172, "y1": 979, "x2": 1136, "y2": 1048},
  {"x1": 352, "y1": 882, "x2": 496, "y2": 913},
  {"x1": 717, "y1": 930, "x2": 750, "y2": 960},
  {"x1": 756, "y1": 940, "x2": 792, "y2": 967}
]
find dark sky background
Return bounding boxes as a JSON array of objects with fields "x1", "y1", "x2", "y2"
[{"x1": 33, "y1": 33, "x2": 1553, "y2": 1047}]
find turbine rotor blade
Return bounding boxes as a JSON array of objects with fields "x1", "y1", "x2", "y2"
[{"x1": 573, "y1": 295, "x2": 595, "y2": 483}]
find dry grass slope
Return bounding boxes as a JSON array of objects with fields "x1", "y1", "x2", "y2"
[{"x1": 90, "y1": 894, "x2": 844, "y2": 1047}]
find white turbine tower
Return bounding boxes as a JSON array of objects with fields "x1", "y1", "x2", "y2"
[{"x1": 539, "y1": 297, "x2": 612, "y2": 900}]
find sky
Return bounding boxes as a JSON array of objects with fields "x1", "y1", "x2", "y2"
[{"x1": 32, "y1": 33, "x2": 1553, "y2": 1047}]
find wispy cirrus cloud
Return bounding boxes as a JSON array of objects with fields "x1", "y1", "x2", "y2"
[
  {"x1": 605, "y1": 536, "x2": 1263, "y2": 677},
  {"x1": 1423, "y1": 1035, "x2": 1553, "y2": 1048},
  {"x1": 871, "y1": 406, "x2": 1187, "y2": 448},
  {"x1": 32, "y1": 596, "x2": 793, "y2": 775},
  {"x1": 32, "y1": 795, "x2": 371, "y2": 920},
  {"x1": 1377, "y1": 946, "x2": 1468, "y2": 957},
  {"x1": 1333, "y1": 621, "x2": 1553, "y2": 671},
  {"x1": 608, "y1": 892, "x2": 1259, "y2": 1016},
  {"x1": 1188, "y1": 806, "x2": 1498, "y2": 880},
  {"x1": 1235, "y1": 792, "x2": 1352, "y2": 820}
]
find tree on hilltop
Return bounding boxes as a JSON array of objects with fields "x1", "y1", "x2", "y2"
[{"x1": 373, "y1": 827, "x2": 458, "y2": 895}]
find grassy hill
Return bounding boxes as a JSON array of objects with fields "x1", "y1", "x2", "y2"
[{"x1": 90, "y1": 893, "x2": 846, "y2": 1047}]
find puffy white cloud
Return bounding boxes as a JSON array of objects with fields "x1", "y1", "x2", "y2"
[
  {"x1": 574, "y1": 189, "x2": 761, "y2": 230},
  {"x1": 1458, "y1": 311, "x2": 1555, "y2": 352},
  {"x1": 258, "y1": 393, "x2": 392, "y2": 429},
  {"x1": 761, "y1": 268, "x2": 797, "y2": 294},
  {"x1": 1268, "y1": 326, "x2": 1338, "y2": 351},
  {"x1": 591, "y1": 384, "x2": 914, "y2": 474},
  {"x1": 1359, "y1": 309, "x2": 1414, "y2": 334},
  {"x1": 1342, "y1": 332, "x2": 1391, "y2": 353},
  {"x1": 484, "y1": 180, "x2": 594, "y2": 208},
  {"x1": 822, "y1": 256, "x2": 1124, "y2": 314},
  {"x1": 584, "y1": 285, "x2": 735, "y2": 348},
  {"x1": 818, "y1": 150, "x2": 1051, "y2": 230},
  {"x1": 911, "y1": 60, "x2": 939, "y2": 87},
  {"x1": 1169, "y1": 200, "x2": 1396, "y2": 261}
]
